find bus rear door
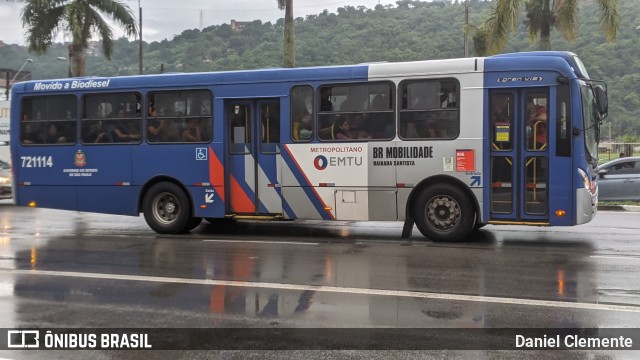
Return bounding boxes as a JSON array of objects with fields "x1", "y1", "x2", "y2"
[{"x1": 226, "y1": 99, "x2": 283, "y2": 216}]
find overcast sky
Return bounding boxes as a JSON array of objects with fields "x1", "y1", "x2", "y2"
[{"x1": 0, "y1": 0, "x2": 397, "y2": 45}]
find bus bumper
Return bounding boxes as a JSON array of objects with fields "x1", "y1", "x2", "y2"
[{"x1": 576, "y1": 188, "x2": 597, "y2": 225}]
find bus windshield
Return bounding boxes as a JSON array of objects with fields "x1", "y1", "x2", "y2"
[
  {"x1": 581, "y1": 83, "x2": 600, "y2": 164},
  {"x1": 572, "y1": 54, "x2": 590, "y2": 79}
]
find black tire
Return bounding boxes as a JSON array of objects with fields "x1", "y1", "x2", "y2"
[
  {"x1": 143, "y1": 182, "x2": 192, "y2": 234},
  {"x1": 413, "y1": 183, "x2": 475, "y2": 242},
  {"x1": 473, "y1": 213, "x2": 486, "y2": 229},
  {"x1": 185, "y1": 217, "x2": 203, "y2": 232}
]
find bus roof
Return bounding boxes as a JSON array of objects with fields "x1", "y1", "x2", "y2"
[
  {"x1": 11, "y1": 63, "x2": 370, "y2": 95},
  {"x1": 487, "y1": 51, "x2": 588, "y2": 79},
  {"x1": 11, "y1": 51, "x2": 586, "y2": 96}
]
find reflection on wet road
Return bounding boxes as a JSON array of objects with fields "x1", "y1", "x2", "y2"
[{"x1": 1, "y1": 201, "x2": 640, "y2": 356}]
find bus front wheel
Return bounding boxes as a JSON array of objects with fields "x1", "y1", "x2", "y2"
[
  {"x1": 143, "y1": 182, "x2": 193, "y2": 234},
  {"x1": 413, "y1": 184, "x2": 475, "y2": 242}
]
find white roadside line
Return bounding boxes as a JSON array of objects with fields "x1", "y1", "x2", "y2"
[
  {"x1": 5, "y1": 269, "x2": 640, "y2": 313},
  {"x1": 590, "y1": 255, "x2": 640, "y2": 261}
]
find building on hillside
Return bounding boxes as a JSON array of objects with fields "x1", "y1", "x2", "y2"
[{"x1": 230, "y1": 20, "x2": 251, "y2": 31}]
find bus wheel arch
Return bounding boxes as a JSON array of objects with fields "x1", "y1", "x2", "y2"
[
  {"x1": 405, "y1": 176, "x2": 480, "y2": 242},
  {"x1": 140, "y1": 177, "x2": 200, "y2": 234}
]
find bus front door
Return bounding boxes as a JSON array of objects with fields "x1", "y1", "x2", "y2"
[
  {"x1": 226, "y1": 99, "x2": 283, "y2": 216},
  {"x1": 489, "y1": 89, "x2": 549, "y2": 223}
]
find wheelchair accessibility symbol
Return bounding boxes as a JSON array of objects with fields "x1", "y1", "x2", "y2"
[{"x1": 195, "y1": 148, "x2": 208, "y2": 161}]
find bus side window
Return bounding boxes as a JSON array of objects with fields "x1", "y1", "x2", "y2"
[
  {"x1": 399, "y1": 79, "x2": 459, "y2": 140},
  {"x1": 82, "y1": 92, "x2": 140, "y2": 144},
  {"x1": 147, "y1": 90, "x2": 213, "y2": 144},
  {"x1": 490, "y1": 93, "x2": 513, "y2": 150},
  {"x1": 291, "y1": 85, "x2": 314, "y2": 141},
  {"x1": 317, "y1": 82, "x2": 394, "y2": 142},
  {"x1": 20, "y1": 95, "x2": 77, "y2": 145}
]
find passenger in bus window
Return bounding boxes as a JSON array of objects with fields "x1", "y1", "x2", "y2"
[
  {"x1": 369, "y1": 115, "x2": 393, "y2": 139},
  {"x1": 44, "y1": 123, "x2": 67, "y2": 144},
  {"x1": 21, "y1": 123, "x2": 40, "y2": 144},
  {"x1": 370, "y1": 94, "x2": 387, "y2": 111},
  {"x1": 531, "y1": 105, "x2": 547, "y2": 149},
  {"x1": 84, "y1": 123, "x2": 108, "y2": 143},
  {"x1": 147, "y1": 104, "x2": 169, "y2": 142},
  {"x1": 147, "y1": 119, "x2": 169, "y2": 142},
  {"x1": 298, "y1": 114, "x2": 313, "y2": 140},
  {"x1": 350, "y1": 114, "x2": 371, "y2": 139},
  {"x1": 320, "y1": 87, "x2": 333, "y2": 112},
  {"x1": 111, "y1": 120, "x2": 140, "y2": 142},
  {"x1": 333, "y1": 117, "x2": 352, "y2": 140},
  {"x1": 292, "y1": 104, "x2": 312, "y2": 141},
  {"x1": 181, "y1": 118, "x2": 202, "y2": 142},
  {"x1": 416, "y1": 120, "x2": 439, "y2": 138}
]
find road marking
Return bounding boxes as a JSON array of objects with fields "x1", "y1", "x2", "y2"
[
  {"x1": 202, "y1": 239, "x2": 319, "y2": 246},
  {"x1": 6, "y1": 269, "x2": 640, "y2": 314},
  {"x1": 591, "y1": 255, "x2": 640, "y2": 261}
]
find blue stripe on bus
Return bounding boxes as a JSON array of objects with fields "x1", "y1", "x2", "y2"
[
  {"x1": 280, "y1": 146, "x2": 333, "y2": 221},
  {"x1": 20, "y1": 65, "x2": 371, "y2": 94}
]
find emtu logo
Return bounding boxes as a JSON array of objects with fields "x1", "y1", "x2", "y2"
[{"x1": 314, "y1": 155, "x2": 328, "y2": 170}]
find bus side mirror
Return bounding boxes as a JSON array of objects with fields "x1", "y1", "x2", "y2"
[{"x1": 594, "y1": 85, "x2": 608, "y2": 116}]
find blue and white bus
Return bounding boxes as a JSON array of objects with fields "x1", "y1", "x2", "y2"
[{"x1": 10, "y1": 51, "x2": 608, "y2": 241}]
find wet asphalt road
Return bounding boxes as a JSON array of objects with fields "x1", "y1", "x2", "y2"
[{"x1": 0, "y1": 200, "x2": 640, "y2": 358}]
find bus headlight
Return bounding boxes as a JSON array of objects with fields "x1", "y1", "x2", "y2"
[
  {"x1": 577, "y1": 168, "x2": 594, "y2": 194},
  {"x1": 0, "y1": 176, "x2": 9, "y2": 184}
]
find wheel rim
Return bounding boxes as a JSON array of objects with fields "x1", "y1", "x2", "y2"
[
  {"x1": 425, "y1": 195, "x2": 461, "y2": 232},
  {"x1": 152, "y1": 191, "x2": 181, "y2": 225}
]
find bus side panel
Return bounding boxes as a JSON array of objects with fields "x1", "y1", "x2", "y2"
[
  {"x1": 280, "y1": 144, "x2": 332, "y2": 220},
  {"x1": 76, "y1": 186, "x2": 139, "y2": 215},
  {"x1": 74, "y1": 146, "x2": 136, "y2": 215},
  {"x1": 131, "y1": 144, "x2": 226, "y2": 218},
  {"x1": 15, "y1": 146, "x2": 134, "y2": 214},
  {"x1": 16, "y1": 186, "x2": 77, "y2": 211},
  {"x1": 15, "y1": 146, "x2": 132, "y2": 186},
  {"x1": 368, "y1": 190, "x2": 397, "y2": 220}
]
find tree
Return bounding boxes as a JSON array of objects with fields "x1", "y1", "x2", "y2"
[
  {"x1": 476, "y1": 0, "x2": 619, "y2": 55},
  {"x1": 277, "y1": 0, "x2": 295, "y2": 67},
  {"x1": 21, "y1": 0, "x2": 138, "y2": 77}
]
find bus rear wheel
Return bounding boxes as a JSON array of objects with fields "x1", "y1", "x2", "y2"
[
  {"x1": 413, "y1": 184, "x2": 475, "y2": 242},
  {"x1": 143, "y1": 182, "x2": 193, "y2": 234}
]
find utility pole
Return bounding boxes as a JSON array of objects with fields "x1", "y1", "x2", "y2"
[
  {"x1": 139, "y1": 0, "x2": 143, "y2": 74},
  {"x1": 464, "y1": 0, "x2": 469, "y2": 57}
]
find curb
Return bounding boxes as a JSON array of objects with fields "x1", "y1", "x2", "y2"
[{"x1": 598, "y1": 205, "x2": 640, "y2": 212}]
